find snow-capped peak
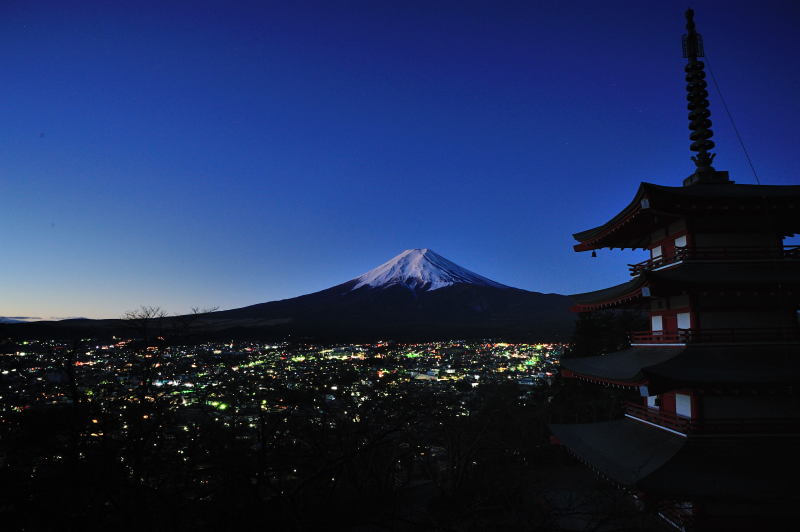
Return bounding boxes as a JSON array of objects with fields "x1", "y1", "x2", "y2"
[{"x1": 351, "y1": 249, "x2": 508, "y2": 291}]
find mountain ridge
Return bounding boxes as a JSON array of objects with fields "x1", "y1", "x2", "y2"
[{"x1": 2, "y1": 249, "x2": 575, "y2": 341}]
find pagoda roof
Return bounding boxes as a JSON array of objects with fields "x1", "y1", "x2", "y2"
[
  {"x1": 551, "y1": 419, "x2": 798, "y2": 501},
  {"x1": 640, "y1": 437, "x2": 799, "y2": 502},
  {"x1": 573, "y1": 182, "x2": 800, "y2": 251},
  {"x1": 644, "y1": 343, "x2": 800, "y2": 394},
  {"x1": 571, "y1": 276, "x2": 647, "y2": 311},
  {"x1": 560, "y1": 347, "x2": 681, "y2": 386},
  {"x1": 649, "y1": 260, "x2": 800, "y2": 287},
  {"x1": 571, "y1": 261, "x2": 800, "y2": 311},
  {"x1": 550, "y1": 419, "x2": 684, "y2": 486},
  {"x1": 560, "y1": 344, "x2": 800, "y2": 393}
]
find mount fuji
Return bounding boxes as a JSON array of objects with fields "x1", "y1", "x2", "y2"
[
  {"x1": 206, "y1": 248, "x2": 574, "y2": 341},
  {"x1": 5, "y1": 249, "x2": 575, "y2": 341},
  {"x1": 351, "y1": 249, "x2": 508, "y2": 291}
]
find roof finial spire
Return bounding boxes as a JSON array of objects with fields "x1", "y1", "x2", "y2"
[{"x1": 681, "y1": 8, "x2": 730, "y2": 186}]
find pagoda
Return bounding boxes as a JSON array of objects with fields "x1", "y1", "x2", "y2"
[{"x1": 551, "y1": 9, "x2": 800, "y2": 531}]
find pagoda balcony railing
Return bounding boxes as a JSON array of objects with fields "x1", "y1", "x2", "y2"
[
  {"x1": 628, "y1": 244, "x2": 800, "y2": 276},
  {"x1": 656, "y1": 502, "x2": 695, "y2": 532},
  {"x1": 629, "y1": 327, "x2": 800, "y2": 345},
  {"x1": 629, "y1": 329, "x2": 692, "y2": 344},
  {"x1": 625, "y1": 402, "x2": 800, "y2": 435},
  {"x1": 625, "y1": 401, "x2": 691, "y2": 432}
]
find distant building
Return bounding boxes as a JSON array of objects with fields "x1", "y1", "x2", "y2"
[{"x1": 551, "y1": 9, "x2": 800, "y2": 531}]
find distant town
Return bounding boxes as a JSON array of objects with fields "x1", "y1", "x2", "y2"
[
  {"x1": 2, "y1": 339, "x2": 562, "y2": 423},
  {"x1": 7, "y1": 339, "x2": 634, "y2": 530}
]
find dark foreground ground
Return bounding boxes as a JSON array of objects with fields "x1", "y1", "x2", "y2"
[{"x1": 1, "y1": 338, "x2": 664, "y2": 531}]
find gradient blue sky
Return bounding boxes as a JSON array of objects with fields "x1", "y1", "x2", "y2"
[{"x1": 2, "y1": 0, "x2": 799, "y2": 319}]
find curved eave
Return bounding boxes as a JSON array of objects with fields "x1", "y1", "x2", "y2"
[
  {"x1": 573, "y1": 261, "x2": 800, "y2": 313},
  {"x1": 572, "y1": 183, "x2": 650, "y2": 252},
  {"x1": 572, "y1": 182, "x2": 800, "y2": 251},
  {"x1": 560, "y1": 369, "x2": 645, "y2": 388},
  {"x1": 570, "y1": 276, "x2": 648, "y2": 312},
  {"x1": 560, "y1": 347, "x2": 683, "y2": 387},
  {"x1": 570, "y1": 290, "x2": 644, "y2": 312}
]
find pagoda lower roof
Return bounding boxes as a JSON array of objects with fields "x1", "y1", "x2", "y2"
[
  {"x1": 643, "y1": 343, "x2": 800, "y2": 393},
  {"x1": 550, "y1": 418, "x2": 684, "y2": 485},
  {"x1": 571, "y1": 261, "x2": 800, "y2": 310},
  {"x1": 570, "y1": 276, "x2": 647, "y2": 311},
  {"x1": 551, "y1": 419, "x2": 798, "y2": 501},
  {"x1": 560, "y1": 344, "x2": 800, "y2": 393},
  {"x1": 560, "y1": 347, "x2": 680, "y2": 386},
  {"x1": 573, "y1": 182, "x2": 800, "y2": 251},
  {"x1": 650, "y1": 260, "x2": 800, "y2": 287}
]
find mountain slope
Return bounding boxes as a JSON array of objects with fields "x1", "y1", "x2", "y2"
[
  {"x1": 212, "y1": 249, "x2": 574, "y2": 340},
  {"x1": 3, "y1": 249, "x2": 575, "y2": 341}
]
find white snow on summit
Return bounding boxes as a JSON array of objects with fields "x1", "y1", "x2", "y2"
[{"x1": 351, "y1": 249, "x2": 508, "y2": 291}]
